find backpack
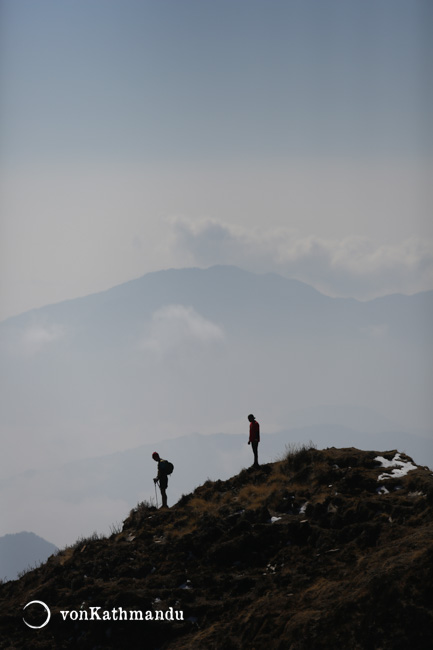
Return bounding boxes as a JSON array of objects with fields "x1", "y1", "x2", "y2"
[{"x1": 159, "y1": 459, "x2": 174, "y2": 476}]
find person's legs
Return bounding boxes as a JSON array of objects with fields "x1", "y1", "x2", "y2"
[
  {"x1": 159, "y1": 476, "x2": 168, "y2": 507},
  {"x1": 252, "y1": 441, "x2": 259, "y2": 467}
]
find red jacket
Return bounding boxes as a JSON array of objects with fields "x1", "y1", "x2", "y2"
[{"x1": 249, "y1": 419, "x2": 260, "y2": 443}]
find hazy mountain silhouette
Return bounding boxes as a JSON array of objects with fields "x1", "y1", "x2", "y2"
[
  {"x1": 0, "y1": 532, "x2": 58, "y2": 582},
  {"x1": 1, "y1": 267, "x2": 431, "y2": 458},
  {"x1": 2, "y1": 265, "x2": 430, "y2": 340}
]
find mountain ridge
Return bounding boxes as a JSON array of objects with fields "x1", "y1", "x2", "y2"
[
  {"x1": 1, "y1": 266, "x2": 324, "y2": 326},
  {"x1": 0, "y1": 532, "x2": 58, "y2": 583},
  {"x1": 2, "y1": 264, "x2": 432, "y2": 328},
  {"x1": 2, "y1": 424, "x2": 432, "y2": 551}
]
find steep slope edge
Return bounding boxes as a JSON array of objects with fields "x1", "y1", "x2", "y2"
[{"x1": 1, "y1": 447, "x2": 432, "y2": 649}]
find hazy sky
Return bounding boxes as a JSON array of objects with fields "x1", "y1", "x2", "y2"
[
  {"x1": 1, "y1": 0, "x2": 432, "y2": 320},
  {"x1": 1, "y1": 1, "x2": 433, "y2": 546}
]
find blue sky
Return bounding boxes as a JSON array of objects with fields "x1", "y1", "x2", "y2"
[
  {"x1": 2, "y1": 0, "x2": 430, "y2": 161},
  {"x1": 1, "y1": 0, "x2": 432, "y2": 318}
]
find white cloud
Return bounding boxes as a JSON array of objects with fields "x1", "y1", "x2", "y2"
[
  {"x1": 140, "y1": 305, "x2": 224, "y2": 355},
  {"x1": 0, "y1": 321, "x2": 67, "y2": 356},
  {"x1": 22, "y1": 324, "x2": 65, "y2": 352},
  {"x1": 169, "y1": 216, "x2": 433, "y2": 298},
  {"x1": 1, "y1": 157, "x2": 431, "y2": 319}
]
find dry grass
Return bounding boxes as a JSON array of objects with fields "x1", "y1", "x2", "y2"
[{"x1": 2, "y1": 446, "x2": 433, "y2": 650}]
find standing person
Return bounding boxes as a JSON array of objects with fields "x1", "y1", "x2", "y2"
[
  {"x1": 248, "y1": 414, "x2": 260, "y2": 467},
  {"x1": 152, "y1": 452, "x2": 173, "y2": 508}
]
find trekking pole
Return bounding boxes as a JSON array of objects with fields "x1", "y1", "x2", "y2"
[{"x1": 154, "y1": 481, "x2": 159, "y2": 508}]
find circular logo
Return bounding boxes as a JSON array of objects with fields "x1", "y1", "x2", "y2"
[{"x1": 23, "y1": 600, "x2": 51, "y2": 629}]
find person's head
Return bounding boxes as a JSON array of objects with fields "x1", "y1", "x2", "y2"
[
  {"x1": 152, "y1": 452, "x2": 160, "y2": 462},
  {"x1": 248, "y1": 414, "x2": 255, "y2": 422}
]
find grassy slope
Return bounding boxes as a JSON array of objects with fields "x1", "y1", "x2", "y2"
[{"x1": 1, "y1": 446, "x2": 433, "y2": 649}]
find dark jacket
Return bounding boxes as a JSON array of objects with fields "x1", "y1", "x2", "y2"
[{"x1": 249, "y1": 420, "x2": 260, "y2": 443}]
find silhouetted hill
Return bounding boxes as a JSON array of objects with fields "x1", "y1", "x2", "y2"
[
  {"x1": 1, "y1": 447, "x2": 432, "y2": 649},
  {"x1": 0, "y1": 532, "x2": 58, "y2": 582},
  {"x1": 2, "y1": 425, "x2": 431, "y2": 555}
]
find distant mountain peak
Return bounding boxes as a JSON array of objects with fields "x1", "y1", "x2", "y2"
[{"x1": 0, "y1": 531, "x2": 58, "y2": 582}]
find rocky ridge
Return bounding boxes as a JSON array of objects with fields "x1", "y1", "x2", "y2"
[{"x1": 1, "y1": 446, "x2": 432, "y2": 649}]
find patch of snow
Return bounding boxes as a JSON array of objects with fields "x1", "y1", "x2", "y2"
[
  {"x1": 264, "y1": 563, "x2": 277, "y2": 575},
  {"x1": 375, "y1": 453, "x2": 417, "y2": 481},
  {"x1": 376, "y1": 486, "x2": 389, "y2": 495},
  {"x1": 270, "y1": 516, "x2": 282, "y2": 523},
  {"x1": 299, "y1": 502, "x2": 308, "y2": 514}
]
